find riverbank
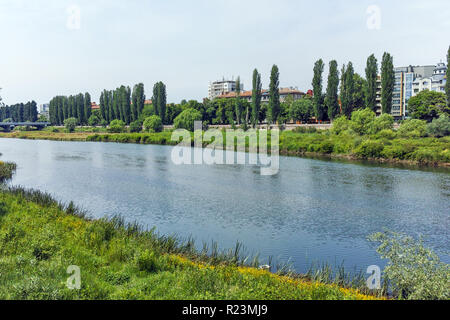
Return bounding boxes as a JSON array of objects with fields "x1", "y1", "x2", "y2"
[
  {"x1": 1, "y1": 129, "x2": 449, "y2": 169},
  {"x1": 0, "y1": 161, "x2": 380, "y2": 300}
]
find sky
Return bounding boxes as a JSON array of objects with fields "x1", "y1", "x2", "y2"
[{"x1": 0, "y1": 0, "x2": 449, "y2": 106}]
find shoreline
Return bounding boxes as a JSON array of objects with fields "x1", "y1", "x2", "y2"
[{"x1": 0, "y1": 130, "x2": 449, "y2": 171}]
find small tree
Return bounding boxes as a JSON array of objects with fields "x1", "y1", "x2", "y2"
[
  {"x1": 108, "y1": 119, "x2": 125, "y2": 133},
  {"x1": 173, "y1": 108, "x2": 202, "y2": 131},
  {"x1": 143, "y1": 115, "x2": 163, "y2": 132},
  {"x1": 426, "y1": 114, "x2": 450, "y2": 137},
  {"x1": 290, "y1": 98, "x2": 313, "y2": 123},
  {"x1": 129, "y1": 120, "x2": 143, "y2": 133},
  {"x1": 88, "y1": 114, "x2": 100, "y2": 126},
  {"x1": 349, "y1": 108, "x2": 376, "y2": 135},
  {"x1": 64, "y1": 117, "x2": 78, "y2": 133}
]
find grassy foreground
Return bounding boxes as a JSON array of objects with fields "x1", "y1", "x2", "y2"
[
  {"x1": 0, "y1": 162, "x2": 380, "y2": 300},
  {"x1": 1, "y1": 128, "x2": 449, "y2": 168}
]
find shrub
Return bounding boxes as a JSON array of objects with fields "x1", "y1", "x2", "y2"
[
  {"x1": 64, "y1": 117, "x2": 78, "y2": 133},
  {"x1": 369, "y1": 231, "x2": 450, "y2": 300},
  {"x1": 129, "y1": 120, "x2": 143, "y2": 133},
  {"x1": 135, "y1": 250, "x2": 160, "y2": 273},
  {"x1": 143, "y1": 116, "x2": 163, "y2": 133},
  {"x1": 350, "y1": 108, "x2": 376, "y2": 135},
  {"x1": 397, "y1": 119, "x2": 427, "y2": 138},
  {"x1": 108, "y1": 120, "x2": 125, "y2": 133},
  {"x1": 375, "y1": 129, "x2": 396, "y2": 140},
  {"x1": 369, "y1": 114, "x2": 394, "y2": 135},
  {"x1": 88, "y1": 115, "x2": 100, "y2": 126},
  {"x1": 330, "y1": 116, "x2": 350, "y2": 135},
  {"x1": 173, "y1": 108, "x2": 202, "y2": 132},
  {"x1": 426, "y1": 114, "x2": 450, "y2": 137},
  {"x1": 354, "y1": 140, "x2": 384, "y2": 158},
  {"x1": 100, "y1": 119, "x2": 108, "y2": 127},
  {"x1": 317, "y1": 140, "x2": 334, "y2": 154}
]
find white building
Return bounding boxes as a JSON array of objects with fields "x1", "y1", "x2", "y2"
[
  {"x1": 208, "y1": 79, "x2": 243, "y2": 100},
  {"x1": 412, "y1": 62, "x2": 447, "y2": 96}
]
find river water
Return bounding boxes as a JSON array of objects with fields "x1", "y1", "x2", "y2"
[{"x1": 1, "y1": 138, "x2": 448, "y2": 272}]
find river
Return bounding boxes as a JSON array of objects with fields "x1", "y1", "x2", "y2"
[{"x1": 0, "y1": 138, "x2": 449, "y2": 273}]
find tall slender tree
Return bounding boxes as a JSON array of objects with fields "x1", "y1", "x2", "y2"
[
  {"x1": 325, "y1": 60, "x2": 340, "y2": 120},
  {"x1": 251, "y1": 68, "x2": 262, "y2": 127},
  {"x1": 381, "y1": 52, "x2": 395, "y2": 115},
  {"x1": 132, "y1": 83, "x2": 145, "y2": 121},
  {"x1": 153, "y1": 82, "x2": 167, "y2": 124},
  {"x1": 84, "y1": 92, "x2": 91, "y2": 124},
  {"x1": 342, "y1": 62, "x2": 355, "y2": 118},
  {"x1": 312, "y1": 59, "x2": 326, "y2": 121},
  {"x1": 268, "y1": 64, "x2": 280, "y2": 124},
  {"x1": 235, "y1": 76, "x2": 242, "y2": 124},
  {"x1": 365, "y1": 54, "x2": 378, "y2": 112},
  {"x1": 446, "y1": 46, "x2": 450, "y2": 109}
]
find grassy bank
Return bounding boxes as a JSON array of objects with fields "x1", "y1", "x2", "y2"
[
  {"x1": 1, "y1": 128, "x2": 449, "y2": 168},
  {"x1": 0, "y1": 191, "x2": 380, "y2": 300}
]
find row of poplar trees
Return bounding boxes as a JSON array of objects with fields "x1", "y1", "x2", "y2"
[
  {"x1": 0, "y1": 101, "x2": 38, "y2": 122},
  {"x1": 99, "y1": 82, "x2": 166, "y2": 124},
  {"x1": 49, "y1": 93, "x2": 92, "y2": 125},
  {"x1": 311, "y1": 52, "x2": 395, "y2": 121}
]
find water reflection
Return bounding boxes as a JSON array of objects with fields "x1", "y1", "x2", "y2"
[{"x1": 0, "y1": 138, "x2": 448, "y2": 272}]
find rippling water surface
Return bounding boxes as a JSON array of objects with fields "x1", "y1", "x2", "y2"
[{"x1": 1, "y1": 138, "x2": 448, "y2": 272}]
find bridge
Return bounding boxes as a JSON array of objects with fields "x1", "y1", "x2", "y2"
[{"x1": 0, "y1": 122, "x2": 51, "y2": 132}]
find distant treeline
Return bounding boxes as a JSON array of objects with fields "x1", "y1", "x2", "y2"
[
  {"x1": 0, "y1": 101, "x2": 38, "y2": 122},
  {"x1": 49, "y1": 93, "x2": 92, "y2": 125}
]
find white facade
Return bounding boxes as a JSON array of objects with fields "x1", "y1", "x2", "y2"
[
  {"x1": 412, "y1": 62, "x2": 447, "y2": 96},
  {"x1": 208, "y1": 79, "x2": 243, "y2": 100}
]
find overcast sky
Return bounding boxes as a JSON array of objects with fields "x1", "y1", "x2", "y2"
[{"x1": 0, "y1": 0, "x2": 449, "y2": 105}]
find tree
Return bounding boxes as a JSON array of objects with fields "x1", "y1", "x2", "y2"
[
  {"x1": 325, "y1": 60, "x2": 339, "y2": 120},
  {"x1": 341, "y1": 62, "x2": 355, "y2": 118},
  {"x1": 290, "y1": 98, "x2": 313, "y2": 123},
  {"x1": 312, "y1": 59, "x2": 326, "y2": 121},
  {"x1": 235, "y1": 76, "x2": 242, "y2": 124},
  {"x1": 365, "y1": 54, "x2": 379, "y2": 112},
  {"x1": 446, "y1": 46, "x2": 450, "y2": 109},
  {"x1": 173, "y1": 108, "x2": 202, "y2": 131},
  {"x1": 407, "y1": 90, "x2": 448, "y2": 122},
  {"x1": 64, "y1": 117, "x2": 78, "y2": 132},
  {"x1": 143, "y1": 115, "x2": 163, "y2": 132},
  {"x1": 84, "y1": 92, "x2": 91, "y2": 125},
  {"x1": 381, "y1": 52, "x2": 395, "y2": 114},
  {"x1": 268, "y1": 64, "x2": 280, "y2": 124},
  {"x1": 132, "y1": 83, "x2": 145, "y2": 121},
  {"x1": 153, "y1": 82, "x2": 167, "y2": 124},
  {"x1": 108, "y1": 119, "x2": 125, "y2": 133},
  {"x1": 353, "y1": 73, "x2": 367, "y2": 110},
  {"x1": 251, "y1": 69, "x2": 262, "y2": 127}
]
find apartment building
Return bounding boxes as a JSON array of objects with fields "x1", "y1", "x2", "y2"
[
  {"x1": 412, "y1": 62, "x2": 447, "y2": 96},
  {"x1": 208, "y1": 79, "x2": 244, "y2": 100}
]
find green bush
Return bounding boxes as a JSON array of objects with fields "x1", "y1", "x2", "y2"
[
  {"x1": 426, "y1": 114, "x2": 450, "y2": 137},
  {"x1": 397, "y1": 119, "x2": 427, "y2": 138},
  {"x1": 88, "y1": 115, "x2": 100, "y2": 126},
  {"x1": 375, "y1": 129, "x2": 396, "y2": 140},
  {"x1": 108, "y1": 120, "x2": 125, "y2": 133},
  {"x1": 129, "y1": 120, "x2": 142, "y2": 133},
  {"x1": 330, "y1": 116, "x2": 350, "y2": 135},
  {"x1": 64, "y1": 118, "x2": 78, "y2": 133},
  {"x1": 173, "y1": 108, "x2": 202, "y2": 132},
  {"x1": 369, "y1": 231, "x2": 449, "y2": 300},
  {"x1": 354, "y1": 140, "x2": 384, "y2": 158},
  {"x1": 369, "y1": 114, "x2": 394, "y2": 135},
  {"x1": 143, "y1": 116, "x2": 163, "y2": 133},
  {"x1": 350, "y1": 108, "x2": 376, "y2": 135}
]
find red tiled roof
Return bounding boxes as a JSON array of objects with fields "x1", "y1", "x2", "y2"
[{"x1": 91, "y1": 102, "x2": 100, "y2": 110}]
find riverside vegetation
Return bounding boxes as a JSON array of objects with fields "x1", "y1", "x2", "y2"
[
  {"x1": 1, "y1": 108, "x2": 449, "y2": 167},
  {"x1": 0, "y1": 161, "x2": 449, "y2": 300}
]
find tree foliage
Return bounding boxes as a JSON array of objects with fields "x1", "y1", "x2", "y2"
[
  {"x1": 407, "y1": 90, "x2": 448, "y2": 122},
  {"x1": 312, "y1": 59, "x2": 326, "y2": 121},
  {"x1": 325, "y1": 60, "x2": 340, "y2": 120},
  {"x1": 173, "y1": 108, "x2": 202, "y2": 131},
  {"x1": 251, "y1": 69, "x2": 262, "y2": 127},
  {"x1": 268, "y1": 65, "x2": 280, "y2": 124},
  {"x1": 381, "y1": 52, "x2": 395, "y2": 115},
  {"x1": 365, "y1": 54, "x2": 378, "y2": 112}
]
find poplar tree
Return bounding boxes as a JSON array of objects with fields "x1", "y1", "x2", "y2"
[
  {"x1": 84, "y1": 92, "x2": 91, "y2": 124},
  {"x1": 325, "y1": 60, "x2": 340, "y2": 120},
  {"x1": 153, "y1": 82, "x2": 167, "y2": 124},
  {"x1": 381, "y1": 52, "x2": 395, "y2": 114},
  {"x1": 312, "y1": 59, "x2": 326, "y2": 121},
  {"x1": 446, "y1": 46, "x2": 450, "y2": 108},
  {"x1": 77, "y1": 93, "x2": 85, "y2": 124},
  {"x1": 235, "y1": 76, "x2": 242, "y2": 124},
  {"x1": 251, "y1": 68, "x2": 262, "y2": 127},
  {"x1": 365, "y1": 54, "x2": 378, "y2": 112},
  {"x1": 342, "y1": 62, "x2": 355, "y2": 118},
  {"x1": 268, "y1": 64, "x2": 280, "y2": 124},
  {"x1": 132, "y1": 83, "x2": 145, "y2": 121}
]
